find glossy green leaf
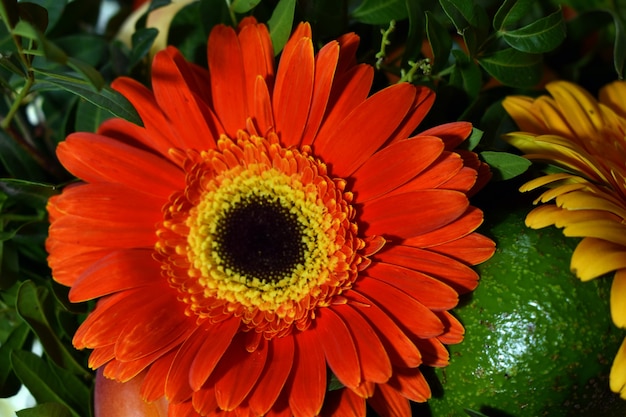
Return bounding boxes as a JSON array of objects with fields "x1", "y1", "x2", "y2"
[
  {"x1": 426, "y1": 11, "x2": 452, "y2": 74},
  {"x1": 438, "y1": 0, "x2": 488, "y2": 55},
  {"x1": 75, "y1": 98, "x2": 115, "y2": 133},
  {"x1": 268, "y1": 0, "x2": 296, "y2": 55},
  {"x1": 0, "y1": 323, "x2": 30, "y2": 397},
  {"x1": 0, "y1": 0, "x2": 20, "y2": 29},
  {"x1": 402, "y1": 0, "x2": 424, "y2": 65},
  {"x1": 16, "y1": 403, "x2": 73, "y2": 417},
  {"x1": 10, "y1": 351, "x2": 80, "y2": 417},
  {"x1": 352, "y1": 0, "x2": 408, "y2": 25},
  {"x1": 464, "y1": 409, "x2": 490, "y2": 417},
  {"x1": 0, "y1": 179, "x2": 57, "y2": 209},
  {"x1": 147, "y1": 0, "x2": 172, "y2": 13},
  {"x1": 0, "y1": 130, "x2": 46, "y2": 181},
  {"x1": 22, "y1": 0, "x2": 68, "y2": 33},
  {"x1": 480, "y1": 150, "x2": 532, "y2": 180},
  {"x1": 17, "y1": 2, "x2": 48, "y2": 33},
  {"x1": 465, "y1": 128, "x2": 483, "y2": 151},
  {"x1": 478, "y1": 48, "x2": 542, "y2": 88},
  {"x1": 35, "y1": 72, "x2": 142, "y2": 125},
  {"x1": 501, "y1": 8, "x2": 566, "y2": 53},
  {"x1": 128, "y1": 27, "x2": 158, "y2": 69},
  {"x1": 16, "y1": 281, "x2": 90, "y2": 378},
  {"x1": 450, "y1": 50, "x2": 481, "y2": 99},
  {"x1": 493, "y1": 0, "x2": 536, "y2": 30},
  {"x1": 199, "y1": 0, "x2": 231, "y2": 36},
  {"x1": 231, "y1": 0, "x2": 262, "y2": 13}
]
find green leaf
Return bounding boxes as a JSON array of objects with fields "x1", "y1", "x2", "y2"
[
  {"x1": 426, "y1": 11, "x2": 453, "y2": 74},
  {"x1": 16, "y1": 403, "x2": 73, "y2": 417},
  {"x1": 66, "y1": 57, "x2": 105, "y2": 90},
  {"x1": 22, "y1": 0, "x2": 68, "y2": 33},
  {"x1": 465, "y1": 127, "x2": 483, "y2": 151},
  {"x1": 268, "y1": 0, "x2": 296, "y2": 55},
  {"x1": 75, "y1": 98, "x2": 115, "y2": 133},
  {"x1": 450, "y1": 50, "x2": 482, "y2": 99},
  {"x1": 10, "y1": 351, "x2": 80, "y2": 417},
  {"x1": 0, "y1": 130, "x2": 46, "y2": 181},
  {"x1": 199, "y1": 0, "x2": 232, "y2": 36},
  {"x1": 401, "y1": 0, "x2": 424, "y2": 65},
  {"x1": 0, "y1": 179, "x2": 57, "y2": 209},
  {"x1": 0, "y1": 0, "x2": 20, "y2": 29},
  {"x1": 493, "y1": 0, "x2": 536, "y2": 30},
  {"x1": 464, "y1": 409, "x2": 491, "y2": 417},
  {"x1": 128, "y1": 27, "x2": 158, "y2": 69},
  {"x1": 0, "y1": 323, "x2": 30, "y2": 397},
  {"x1": 501, "y1": 8, "x2": 566, "y2": 53},
  {"x1": 478, "y1": 48, "x2": 542, "y2": 88},
  {"x1": 351, "y1": 0, "x2": 408, "y2": 25},
  {"x1": 17, "y1": 2, "x2": 49, "y2": 33},
  {"x1": 35, "y1": 72, "x2": 142, "y2": 125},
  {"x1": 147, "y1": 0, "x2": 172, "y2": 13},
  {"x1": 610, "y1": 10, "x2": 626, "y2": 79},
  {"x1": 16, "y1": 281, "x2": 90, "y2": 378},
  {"x1": 480, "y1": 150, "x2": 532, "y2": 180},
  {"x1": 438, "y1": 0, "x2": 489, "y2": 55},
  {"x1": 12, "y1": 20, "x2": 67, "y2": 62},
  {"x1": 231, "y1": 0, "x2": 262, "y2": 13}
]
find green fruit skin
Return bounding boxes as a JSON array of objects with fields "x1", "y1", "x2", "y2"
[{"x1": 425, "y1": 204, "x2": 626, "y2": 417}]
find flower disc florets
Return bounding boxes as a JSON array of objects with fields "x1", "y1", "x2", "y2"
[{"x1": 156, "y1": 132, "x2": 365, "y2": 338}]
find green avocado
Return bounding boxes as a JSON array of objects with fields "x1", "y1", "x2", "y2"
[{"x1": 422, "y1": 197, "x2": 626, "y2": 417}]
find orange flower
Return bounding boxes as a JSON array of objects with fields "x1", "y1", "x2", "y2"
[
  {"x1": 47, "y1": 18, "x2": 494, "y2": 417},
  {"x1": 503, "y1": 80, "x2": 626, "y2": 399}
]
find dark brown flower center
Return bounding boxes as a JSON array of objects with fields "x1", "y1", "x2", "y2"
[{"x1": 213, "y1": 195, "x2": 308, "y2": 285}]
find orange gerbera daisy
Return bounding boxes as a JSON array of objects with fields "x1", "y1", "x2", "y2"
[
  {"x1": 502, "y1": 80, "x2": 626, "y2": 399},
  {"x1": 47, "y1": 17, "x2": 494, "y2": 417}
]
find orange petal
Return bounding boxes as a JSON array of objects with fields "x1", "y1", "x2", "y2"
[
  {"x1": 386, "y1": 87, "x2": 436, "y2": 144},
  {"x1": 115, "y1": 293, "x2": 193, "y2": 363},
  {"x1": 361, "y1": 190, "x2": 468, "y2": 239},
  {"x1": 288, "y1": 331, "x2": 326, "y2": 417},
  {"x1": 213, "y1": 334, "x2": 268, "y2": 411},
  {"x1": 435, "y1": 311, "x2": 465, "y2": 344},
  {"x1": 300, "y1": 40, "x2": 340, "y2": 147},
  {"x1": 346, "y1": 291, "x2": 422, "y2": 368},
  {"x1": 387, "y1": 368, "x2": 431, "y2": 402},
  {"x1": 312, "y1": 64, "x2": 373, "y2": 151},
  {"x1": 191, "y1": 385, "x2": 218, "y2": 416},
  {"x1": 188, "y1": 318, "x2": 241, "y2": 391},
  {"x1": 69, "y1": 249, "x2": 159, "y2": 302},
  {"x1": 388, "y1": 151, "x2": 463, "y2": 195},
  {"x1": 239, "y1": 21, "x2": 274, "y2": 107},
  {"x1": 247, "y1": 335, "x2": 294, "y2": 416},
  {"x1": 141, "y1": 351, "x2": 176, "y2": 402},
  {"x1": 418, "y1": 121, "x2": 472, "y2": 150},
  {"x1": 402, "y1": 206, "x2": 484, "y2": 247},
  {"x1": 320, "y1": 389, "x2": 366, "y2": 417},
  {"x1": 366, "y1": 262, "x2": 458, "y2": 310},
  {"x1": 352, "y1": 136, "x2": 444, "y2": 202},
  {"x1": 316, "y1": 308, "x2": 361, "y2": 389},
  {"x1": 57, "y1": 133, "x2": 184, "y2": 196},
  {"x1": 333, "y1": 304, "x2": 392, "y2": 384},
  {"x1": 273, "y1": 36, "x2": 315, "y2": 147},
  {"x1": 369, "y1": 384, "x2": 411, "y2": 417},
  {"x1": 354, "y1": 278, "x2": 444, "y2": 338},
  {"x1": 427, "y1": 232, "x2": 496, "y2": 266},
  {"x1": 413, "y1": 337, "x2": 450, "y2": 367},
  {"x1": 47, "y1": 241, "x2": 111, "y2": 287},
  {"x1": 208, "y1": 24, "x2": 247, "y2": 137},
  {"x1": 316, "y1": 83, "x2": 416, "y2": 177},
  {"x1": 375, "y1": 245, "x2": 479, "y2": 294},
  {"x1": 164, "y1": 325, "x2": 209, "y2": 403},
  {"x1": 152, "y1": 48, "x2": 220, "y2": 150}
]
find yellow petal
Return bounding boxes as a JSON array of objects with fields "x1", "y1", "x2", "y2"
[
  {"x1": 534, "y1": 182, "x2": 586, "y2": 204},
  {"x1": 563, "y1": 219, "x2": 626, "y2": 246},
  {"x1": 546, "y1": 81, "x2": 605, "y2": 139},
  {"x1": 556, "y1": 190, "x2": 626, "y2": 220},
  {"x1": 524, "y1": 205, "x2": 562, "y2": 229},
  {"x1": 501, "y1": 96, "x2": 545, "y2": 133},
  {"x1": 519, "y1": 172, "x2": 580, "y2": 193},
  {"x1": 534, "y1": 96, "x2": 575, "y2": 139},
  {"x1": 571, "y1": 237, "x2": 626, "y2": 281},
  {"x1": 611, "y1": 269, "x2": 626, "y2": 328},
  {"x1": 610, "y1": 337, "x2": 626, "y2": 397},
  {"x1": 599, "y1": 80, "x2": 626, "y2": 119}
]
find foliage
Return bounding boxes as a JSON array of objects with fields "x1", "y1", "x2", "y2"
[{"x1": 0, "y1": 0, "x2": 625, "y2": 415}]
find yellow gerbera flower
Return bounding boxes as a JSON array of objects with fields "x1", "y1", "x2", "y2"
[{"x1": 502, "y1": 80, "x2": 626, "y2": 398}]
